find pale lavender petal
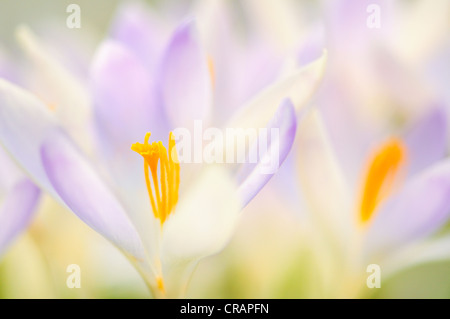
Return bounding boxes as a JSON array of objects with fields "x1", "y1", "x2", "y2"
[
  {"x1": 0, "y1": 78, "x2": 61, "y2": 199},
  {"x1": 0, "y1": 47, "x2": 19, "y2": 84},
  {"x1": 237, "y1": 99, "x2": 297, "y2": 207},
  {"x1": 91, "y1": 40, "x2": 167, "y2": 149},
  {"x1": 405, "y1": 106, "x2": 447, "y2": 176},
  {"x1": 158, "y1": 20, "x2": 212, "y2": 129},
  {"x1": 196, "y1": 0, "x2": 280, "y2": 123},
  {"x1": 0, "y1": 78, "x2": 145, "y2": 259},
  {"x1": 40, "y1": 130, "x2": 145, "y2": 259},
  {"x1": 16, "y1": 26, "x2": 92, "y2": 152},
  {"x1": 326, "y1": 0, "x2": 393, "y2": 53},
  {"x1": 110, "y1": 2, "x2": 168, "y2": 73},
  {"x1": 426, "y1": 41, "x2": 450, "y2": 110},
  {"x1": 0, "y1": 147, "x2": 23, "y2": 193},
  {"x1": 297, "y1": 25, "x2": 326, "y2": 67},
  {"x1": 232, "y1": 41, "x2": 282, "y2": 116},
  {"x1": 213, "y1": 39, "x2": 281, "y2": 125},
  {"x1": 0, "y1": 179, "x2": 40, "y2": 256},
  {"x1": 364, "y1": 159, "x2": 450, "y2": 259}
]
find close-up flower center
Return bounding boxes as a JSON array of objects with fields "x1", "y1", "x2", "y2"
[{"x1": 132, "y1": 132, "x2": 180, "y2": 225}]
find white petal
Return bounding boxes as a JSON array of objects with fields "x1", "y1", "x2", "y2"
[
  {"x1": 295, "y1": 110, "x2": 354, "y2": 251},
  {"x1": 15, "y1": 26, "x2": 92, "y2": 152},
  {"x1": 228, "y1": 51, "x2": 327, "y2": 132},
  {"x1": 161, "y1": 165, "x2": 240, "y2": 295},
  {"x1": 0, "y1": 78, "x2": 61, "y2": 198},
  {"x1": 377, "y1": 236, "x2": 450, "y2": 278},
  {"x1": 241, "y1": 0, "x2": 306, "y2": 52}
]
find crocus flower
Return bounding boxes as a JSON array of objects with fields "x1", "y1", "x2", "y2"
[
  {"x1": 320, "y1": 0, "x2": 450, "y2": 169},
  {"x1": 294, "y1": 106, "x2": 450, "y2": 297},
  {"x1": 0, "y1": 6, "x2": 326, "y2": 297}
]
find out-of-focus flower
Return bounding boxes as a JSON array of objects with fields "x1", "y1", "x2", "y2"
[
  {"x1": 318, "y1": 0, "x2": 450, "y2": 185},
  {"x1": 257, "y1": 0, "x2": 450, "y2": 298},
  {"x1": 0, "y1": 1, "x2": 326, "y2": 297},
  {"x1": 0, "y1": 148, "x2": 40, "y2": 257},
  {"x1": 294, "y1": 106, "x2": 450, "y2": 297},
  {"x1": 0, "y1": 47, "x2": 41, "y2": 258}
]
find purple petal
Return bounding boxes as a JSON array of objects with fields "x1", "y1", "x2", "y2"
[
  {"x1": 110, "y1": 2, "x2": 168, "y2": 73},
  {"x1": 364, "y1": 159, "x2": 450, "y2": 259},
  {"x1": 0, "y1": 79, "x2": 145, "y2": 259},
  {"x1": 158, "y1": 20, "x2": 212, "y2": 129},
  {"x1": 0, "y1": 179, "x2": 40, "y2": 256},
  {"x1": 40, "y1": 130, "x2": 145, "y2": 259},
  {"x1": 91, "y1": 40, "x2": 167, "y2": 149},
  {"x1": 237, "y1": 98, "x2": 297, "y2": 207},
  {"x1": 404, "y1": 106, "x2": 447, "y2": 177}
]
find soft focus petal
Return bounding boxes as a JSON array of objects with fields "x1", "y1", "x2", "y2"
[
  {"x1": 40, "y1": 130, "x2": 146, "y2": 259},
  {"x1": 0, "y1": 47, "x2": 19, "y2": 84},
  {"x1": 365, "y1": 159, "x2": 450, "y2": 260},
  {"x1": 0, "y1": 79, "x2": 145, "y2": 259},
  {"x1": 0, "y1": 78, "x2": 61, "y2": 198},
  {"x1": 90, "y1": 40, "x2": 166, "y2": 248},
  {"x1": 0, "y1": 179, "x2": 40, "y2": 256},
  {"x1": 390, "y1": 0, "x2": 450, "y2": 65},
  {"x1": 237, "y1": 99, "x2": 297, "y2": 207},
  {"x1": 91, "y1": 40, "x2": 165, "y2": 149},
  {"x1": 0, "y1": 147, "x2": 23, "y2": 192},
  {"x1": 325, "y1": 0, "x2": 393, "y2": 55},
  {"x1": 297, "y1": 25, "x2": 326, "y2": 67},
  {"x1": 426, "y1": 41, "x2": 450, "y2": 134},
  {"x1": 296, "y1": 110, "x2": 353, "y2": 250},
  {"x1": 16, "y1": 26, "x2": 92, "y2": 151},
  {"x1": 404, "y1": 106, "x2": 447, "y2": 177},
  {"x1": 228, "y1": 51, "x2": 327, "y2": 133},
  {"x1": 159, "y1": 20, "x2": 212, "y2": 129},
  {"x1": 110, "y1": 2, "x2": 168, "y2": 73},
  {"x1": 161, "y1": 166, "x2": 240, "y2": 296},
  {"x1": 242, "y1": 0, "x2": 305, "y2": 53},
  {"x1": 197, "y1": 0, "x2": 282, "y2": 125},
  {"x1": 381, "y1": 236, "x2": 450, "y2": 277}
]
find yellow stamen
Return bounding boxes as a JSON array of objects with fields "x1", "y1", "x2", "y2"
[
  {"x1": 359, "y1": 138, "x2": 407, "y2": 223},
  {"x1": 207, "y1": 55, "x2": 215, "y2": 88},
  {"x1": 47, "y1": 103, "x2": 57, "y2": 111},
  {"x1": 131, "y1": 132, "x2": 180, "y2": 225},
  {"x1": 156, "y1": 276, "x2": 165, "y2": 294}
]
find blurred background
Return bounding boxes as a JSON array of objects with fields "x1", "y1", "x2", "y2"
[{"x1": 0, "y1": 0, "x2": 450, "y2": 298}]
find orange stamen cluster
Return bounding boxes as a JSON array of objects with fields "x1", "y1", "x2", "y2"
[
  {"x1": 359, "y1": 138, "x2": 406, "y2": 223},
  {"x1": 131, "y1": 132, "x2": 180, "y2": 225}
]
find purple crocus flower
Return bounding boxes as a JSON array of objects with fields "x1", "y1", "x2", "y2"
[{"x1": 0, "y1": 7, "x2": 326, "y2": 297}]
